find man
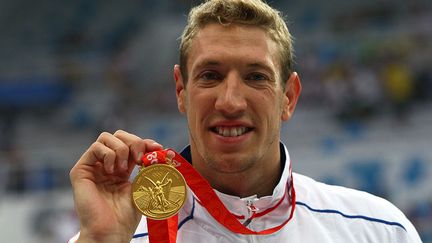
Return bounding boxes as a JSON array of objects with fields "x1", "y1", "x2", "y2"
[{"x1": 69, "y1": 0, "x2": 422, "y2": 242}]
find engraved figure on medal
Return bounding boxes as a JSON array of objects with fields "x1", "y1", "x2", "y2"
[
  {"x1": 132, "y1": 163, "x2": 186, "y2": 220},
  {"x1": 146, "y1": 172, "x2": 173, "y2": 212}
]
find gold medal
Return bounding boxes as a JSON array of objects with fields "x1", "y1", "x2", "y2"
[{"x1": 132, "y1": 164, "x2": 187, "y2": 220}]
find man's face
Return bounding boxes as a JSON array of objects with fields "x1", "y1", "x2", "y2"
[{"x1": 174, "y1": 23, "x2": 300, "y2": 175}]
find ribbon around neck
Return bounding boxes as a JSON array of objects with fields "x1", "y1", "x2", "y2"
[{"x1": 141, "y1": 149, "x2": 296, "y2": 242}]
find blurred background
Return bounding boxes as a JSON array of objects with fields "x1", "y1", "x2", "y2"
[{"x1": 0, "y1": 0, "x2": 431, "y2": 242}]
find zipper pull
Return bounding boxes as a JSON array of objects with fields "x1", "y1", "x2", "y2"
[{"x1": 243, "y1": 199, "x2": 259, "y2": 226}]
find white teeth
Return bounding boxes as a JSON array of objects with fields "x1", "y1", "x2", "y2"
[
  {"x1": 232, "y1": 128, "x2": 238, "y2": 137},
  {"x1": 223, "y1": 128, "x2": 230, "y2": 137},
  {"x1": 215, "y1": 127, "x2": 248, "y2": 137}
]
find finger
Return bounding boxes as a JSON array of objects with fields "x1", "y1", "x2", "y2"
[
  {"x1": 77, "y1": 141, "x2": 116, "y2": 174},
  {"x1": 139, "y1": 139, "x2": 164, "y2": 161},
  {"x1": 113, "y1": 130, "x2": 163, "y2": 163},
  {"x1": 96, "y1": 132, "x2": 130, "y2": 172}
]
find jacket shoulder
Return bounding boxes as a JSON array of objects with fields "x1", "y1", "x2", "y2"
[{"x1": 293, "y1": 172, "x2": 421, "y2": 242}]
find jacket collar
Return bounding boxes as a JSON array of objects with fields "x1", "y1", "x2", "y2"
[{"x1": 180, "y1": 142, "x2": 292, "y2": 218}]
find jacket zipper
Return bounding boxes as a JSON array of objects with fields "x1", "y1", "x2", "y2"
[{"x1": 243, "y1": 199, "x2": 258, "y2": 226}]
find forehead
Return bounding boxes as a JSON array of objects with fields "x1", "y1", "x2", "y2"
[{"x1": 186, "y1": 23, "x2": 280, "y2": 74}]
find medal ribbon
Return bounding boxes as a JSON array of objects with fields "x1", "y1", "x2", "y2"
[
  {"x1": 147, "y1": 216, "x2": 178, "y2": 243},
  {"x1": 142, "y1": 149, "x2": 296, "y2": 242}
]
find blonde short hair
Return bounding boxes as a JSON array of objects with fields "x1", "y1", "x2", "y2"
[{"x1": 179, "y1": 0, "x2": 294, "y2": 84}]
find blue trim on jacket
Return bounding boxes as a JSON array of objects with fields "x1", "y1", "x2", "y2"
[{"x1": 296, "y1": 201, "x2": 406, "y2": 231}]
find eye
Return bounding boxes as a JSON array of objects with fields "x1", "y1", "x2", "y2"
[
  {"x1": 246, "y1": 73, "x2": 268, "y2": 81},
  {"x1": 200, "y1": 71, "x2": 221, "y2": 81},
  {"x1": 246, "y1": 72, "x2": 269, "y2": 81},
  {"x1": 195, "y1": 70, "x2": 223, "y2": 87}
]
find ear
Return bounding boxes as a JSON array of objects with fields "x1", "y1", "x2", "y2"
[
  {"x1": 281, "y1": 72, "x2": 302, "y2": 121},
  {"x1": 174, "y1": 64, "x2": 187, "y2": 113}
]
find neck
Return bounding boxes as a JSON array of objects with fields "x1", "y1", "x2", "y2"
[
  {"x1": 191, "y1": 149, "x2": 282, "y2": 198},
  {"x1": 207, "y1": 165, "x2": 281, "y2": 198}
]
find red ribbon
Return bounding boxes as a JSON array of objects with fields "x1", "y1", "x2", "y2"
[
  {"x1": 147, "y1": 216, "x2": 178, "y2": 243},
  {"x1": 141, "y1": 149, "x2": 296, "y2": 242}
]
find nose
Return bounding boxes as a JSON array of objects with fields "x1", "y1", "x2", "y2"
[{"x1": 214, "y1": 73, "x2": 247, "y2": 117}]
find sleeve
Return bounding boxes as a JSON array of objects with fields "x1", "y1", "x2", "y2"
[{"x1": 394, "y1": 214, "x2": 423, "y2": 243}]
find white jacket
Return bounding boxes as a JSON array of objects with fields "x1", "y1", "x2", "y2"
[{"x1": 70, "y1": 144, "x2": 422, "y2": 242}]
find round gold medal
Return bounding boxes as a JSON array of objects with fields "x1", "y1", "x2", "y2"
[{"x1": 132, "y1": 164, "x2": 187, "y2": 220}]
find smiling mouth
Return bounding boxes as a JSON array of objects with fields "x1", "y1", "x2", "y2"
[{"x1": 211, "y1": 126, "x2": 253, "y2": 137}]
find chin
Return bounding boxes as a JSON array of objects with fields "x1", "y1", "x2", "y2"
[{"x1": 206, "y1": 154, "x2": 254, "y2": 174}]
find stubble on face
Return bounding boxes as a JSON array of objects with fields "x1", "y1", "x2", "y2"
[
  {"x1": 182, "y1": 23, "x2": 287, "y2": 178},
  {"x1": 186, "y1": 114, "x2": 282, "y2": 174}
]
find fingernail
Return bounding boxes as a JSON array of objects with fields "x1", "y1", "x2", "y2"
[
  {"x1": 122, "y1": 160, "x2": 128, "y2": 170},
  {"x1": 136, "y1": 152, "x2": 143, "y2": 162},
  {"x1": 152, "y1": 142, "x2": 162, "y2": 147}
]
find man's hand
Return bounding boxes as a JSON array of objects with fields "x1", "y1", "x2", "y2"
[{"x1": 70, "y1": 130, "x2": 163, "y2": 243}]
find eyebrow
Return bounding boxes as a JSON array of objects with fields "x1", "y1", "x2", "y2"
[
  {"x1": 193, "y1": 59, "x2": 275, "y2": 74},
  {"x1": 246, "y1": 62, "x2": 275, "y2": 75},
  {"x1": 193, "y1": 59, "x2": 221, "y2": 70}
]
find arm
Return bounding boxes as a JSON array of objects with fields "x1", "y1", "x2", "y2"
[{"x1": 69, "y1": 130, "x2": 162, "y2": 243}]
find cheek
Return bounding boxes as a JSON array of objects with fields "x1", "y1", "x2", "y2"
[
  {"x1": 265, "y1": 95, "x2": 286, "y2": 122},
  {"x1": 187, "y1": 91, "x2": 213, "y2": 120},
  {"x1": 256, "y1": 91, "x2": 282, "y2": 112},
  {"x1": 195, "y1": 87, "x2": 217, "y2": 103}
]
